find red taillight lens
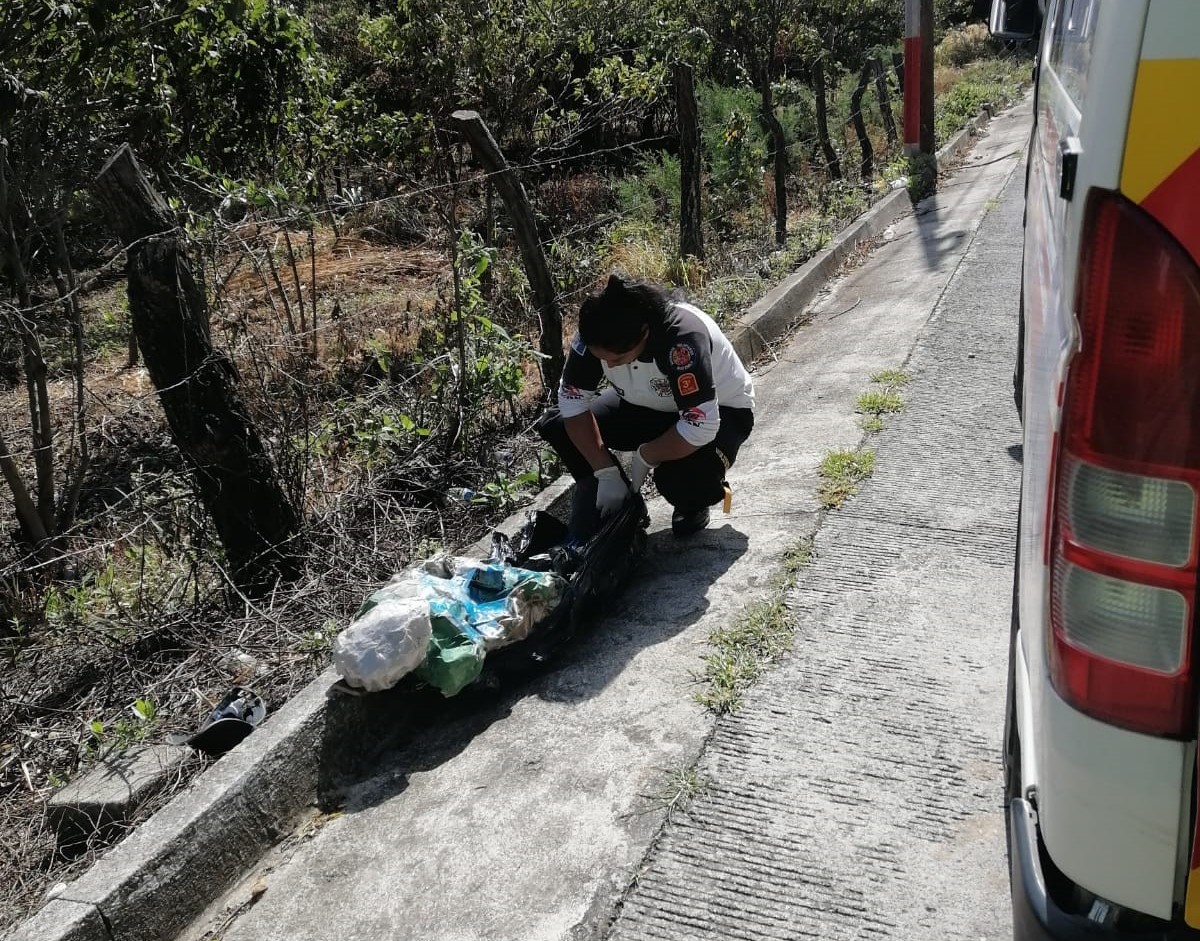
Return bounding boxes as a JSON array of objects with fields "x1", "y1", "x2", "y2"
[{"x1": 1050, "y1": 190, "x2": 1200, "y2": 738}]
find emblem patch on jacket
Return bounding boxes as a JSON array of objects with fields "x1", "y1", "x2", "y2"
[
  {"x1": 677, "y1": 372, "x2": 699, "y2": 396},
  {"x1": 669, "y1": 342, "x2": 696, "y2": 369}
]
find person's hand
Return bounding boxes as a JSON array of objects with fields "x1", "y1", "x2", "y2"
[
  {"x1": 593, "y1": 465, "x2": 629, "y2": 517},
  {"x1": 630, "y1": 445, "x2": 658, "y2": 491}
]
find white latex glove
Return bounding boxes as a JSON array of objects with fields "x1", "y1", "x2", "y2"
[
  {"x1": 594, "y1": 465, "x2": 629, "y2": 517},
  {"x1": 630, "y1": 445, "x2": 658, "y2": 491}
]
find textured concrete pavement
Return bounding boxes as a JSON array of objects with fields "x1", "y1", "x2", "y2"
[
  {"x1": 606, "y1": 140, "x2": 1026, "y2": 941},
  {"x1": 182, "y1": 99, "x2": 1031, "y2": 941}
]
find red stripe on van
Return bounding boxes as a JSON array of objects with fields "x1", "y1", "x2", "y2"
[
  {"x1": 1142, "y1": 146, "x2": 1200, "y2": 265},
  {"x1": 1044, "y1": 430, "x2": 1060, "y2": 566}
]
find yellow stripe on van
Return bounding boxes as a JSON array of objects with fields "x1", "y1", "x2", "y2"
[
  {"x1": 1189, "y1": 867, "x2": 1200, "y2": 929},
  {"x1": 1120, "y1": 59, "x2": 1200, "y2": 204}
]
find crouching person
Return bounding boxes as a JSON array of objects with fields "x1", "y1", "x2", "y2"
[{"x1": 537, "y1": 272, "x2": 755, "y2": 539}]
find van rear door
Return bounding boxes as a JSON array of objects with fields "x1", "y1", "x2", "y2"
[{"x1": 1120, "y1": 0, "x2": 1200, "y2": 925}]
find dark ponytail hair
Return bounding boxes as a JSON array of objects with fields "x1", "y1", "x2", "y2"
[{"x1": 578, "y1": 272, "x2": 673, "y2": 353}]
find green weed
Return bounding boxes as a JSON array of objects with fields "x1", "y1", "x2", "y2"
[
  {"x1": 869, "y1": 369, "x2": 910, "y2": 387},
  {"x1": 297, "y1": 619, "x2": 339, "y2": 655},
  {"x1": 818, "y1": 449, "x2": 876, "y2": 509},
  {"x1": 696, "y1": 536, "x2": 814, "y2": 715},
  {"x1": 85, "y1": 698, "x2": 159, "y2": 755},
  {"x1": 653, "y1": 765, "x2": 710, "y2": 820},
  {"x1": 781, "y1": 537, "x2": 815, "y2": 582},
  {"x1": 935, "y1": 56, "x2": 1029, "y2": 141},
  {"x1": 700, "y1": 276, "x2": 761, "y2": 328},
  {"x1": 856, "y1": 389, "x2": 904, "y2": 416},
  {"x1": 615, "y1": 153, "x2": 681, "y2": 224}
]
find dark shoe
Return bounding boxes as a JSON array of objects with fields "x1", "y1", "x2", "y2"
[{"x1": 671, "y1": 506, "x2": 710, "y2": 537}]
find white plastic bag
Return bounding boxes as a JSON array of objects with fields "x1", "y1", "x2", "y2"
[{"x1": 333, "y1": 595, "x2": 433, "y2": 692}]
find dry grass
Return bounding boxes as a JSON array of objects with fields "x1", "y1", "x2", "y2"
[{"x1": 0, "y1": 216, "x2": 561, "y2": 931}]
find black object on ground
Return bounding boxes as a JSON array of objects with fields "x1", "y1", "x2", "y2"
[
  {"x1": 482, "y1": 493, "x2": 650, "y2": 679},
  {"x1": 167, "y1": 686, "x2": 267, "y2": 756}
]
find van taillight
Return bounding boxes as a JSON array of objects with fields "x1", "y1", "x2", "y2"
[{"x1": 1050, "y1": 190, "x2": 1200, "y2": 738}]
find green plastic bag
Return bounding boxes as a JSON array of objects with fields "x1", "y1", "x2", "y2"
[{"x1": 416, "y1": 616, "x2": 485, "y2": 697}]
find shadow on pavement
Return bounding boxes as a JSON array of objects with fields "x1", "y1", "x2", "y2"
[
  {"x1": 315, "y1": 523, "x2": 750, "y2": 817},
  {"x1": 915, "y1": 194, "x2": 972, "y2": 273}
]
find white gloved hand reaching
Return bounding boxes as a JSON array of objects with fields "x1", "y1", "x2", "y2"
[
  {"x1": 630, "y1": 445, "x2": 658, "y2": 491},
  {"x1": 594, "y1": 465, "x2": 629, "y2": 517}
]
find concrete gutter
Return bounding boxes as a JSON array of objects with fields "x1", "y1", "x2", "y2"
[
  {"x1": 728, "y1": 101, "x2": 996, "y2": 364},
  {"x1": 5, "y1": 101, "x2": 1004, "y2": 941}
]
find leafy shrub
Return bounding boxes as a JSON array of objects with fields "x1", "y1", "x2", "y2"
[
  {"x1": 936, "y1": 0, "x2": 983, "y2": 36},
  {"x1": 935, "y1": 23, "x2": 1000, "y2": 68},
  {"x1": 935, "y1": 56, "x2": 1026, "y2": 139},
  {"x1": 615, "y1": 153, "x2": 682, "y2": 224},
  {"x1": 700, "y1": 84, "x2": 762, "y2": 186}
]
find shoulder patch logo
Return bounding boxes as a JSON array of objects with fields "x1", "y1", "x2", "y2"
[
  {"x1": 681, "y1": 406, "x2": 707, "y2": 426},
  {"x1": 669, "y1": 342, "x2": 696, "y2": 369},
  {"x1": 570, "y1": 333, "x2": 587, "y2": 356},
  {"x1": 677, "y1": 372, "x2": 699, "y2": 396}
]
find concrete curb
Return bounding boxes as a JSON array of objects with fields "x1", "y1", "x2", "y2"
[
  {"x1": 6, "y1": 100, "x2": 1005, "y2": 941},
  {"x1": 727, "y1": 100, "x2": 995, "y2": 365}
]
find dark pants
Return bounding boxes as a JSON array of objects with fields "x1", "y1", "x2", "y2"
[{"x1": 537, "y1": 396, "x2": 754, "y2": 512}]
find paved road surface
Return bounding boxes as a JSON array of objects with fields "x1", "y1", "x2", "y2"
[{"x1": 606, "y1": 131, "x2": 1026, "y2": 941}]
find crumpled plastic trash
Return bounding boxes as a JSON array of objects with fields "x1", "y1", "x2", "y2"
[
  {"x1": 340, "y1": 560, "x2": 567, "y2": 696},
  {"x1": 415, "y1": 616, "x2": 485, "y2": 697},
  {"x1": 333, "y1": 595, "x2": 433, "y2": 692}
]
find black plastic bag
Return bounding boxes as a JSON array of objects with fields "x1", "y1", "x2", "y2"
[{"x1": 485, "y1": 493, "x2": 649, "y2": 677}]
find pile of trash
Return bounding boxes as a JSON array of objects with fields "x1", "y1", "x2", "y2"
[
  {"x1": 333, "y1": 557, "x2": 567, "y2": 696},
  {"x1": 333, "y1": 496, "x2": 649, "y2": 697}
]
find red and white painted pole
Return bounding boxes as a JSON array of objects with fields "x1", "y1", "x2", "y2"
[
  {"x1": 904, "y1": 0, "x2": 921, "y2": 154},
  {"x1": 904, "y1": 0, "x2": 935, "y2": 156}
]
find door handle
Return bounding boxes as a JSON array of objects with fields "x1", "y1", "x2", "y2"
[{"x1": 1057, "y1": 136, "x2": 1082, "y2": 201}]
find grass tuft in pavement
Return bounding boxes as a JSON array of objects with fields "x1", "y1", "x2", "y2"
[
  {"x1": 697, "y1": 536, "x2": 814, "y2": 715},
  {"x1": 856, "y1": 389, "x2": 904, "y2": 417},
  {"x1": 861, "y1": 370, "x2": 908, "y2": 432},
  {"x1": 651, "y1": 765, "x2": 711, "y2": 821},
  {"x1": 818, "y1": 449, "x2": 875, "y2": 508},
  {"x1": 869, "y1": 368, "x2": 910, "y2": 386}
]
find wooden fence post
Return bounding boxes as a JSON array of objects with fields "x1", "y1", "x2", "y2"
[
  {"x1": 449, "y1": 110, "x2": 564, "y2": 395},
  {"x1": 675, "y1": 63, "x2": 705, "y2": 262},
  {"x1": 95, "y1": 145, "x2": 299, "y2": 596}
]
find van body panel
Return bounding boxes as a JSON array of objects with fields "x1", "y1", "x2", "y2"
[
  {"x1": 1013, "y1": 0, "x2": 1200, "y2": 922},
  {"x1": 1039, "y1": 684, "x2": 1188, "y2": 917},
  {"x1": 1120, "y1": 52, "x2": 1200, "y2": 264}
]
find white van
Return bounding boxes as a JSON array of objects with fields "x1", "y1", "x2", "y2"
[{"x1": 994, "y1": 0, "x2": 1200, "y2": 937}]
